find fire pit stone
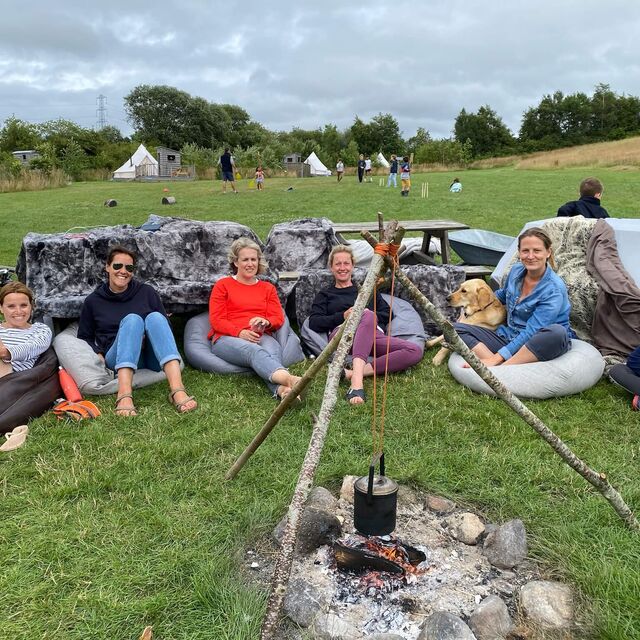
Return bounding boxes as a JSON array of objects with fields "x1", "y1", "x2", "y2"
[
  {"x1": 283, "y1": 577, "x2": 329, "y2": 628},
  {"x1": 273, "y1": 506, "x2": 342, "y2": 555},
  {"x1": 425, "y1": 494, "x2": 457, "y2": 514},
  {"x1": 482, "y1": 519, "x2": 528, "y2": 569},
  {"x1": 339, "y1": 475, "x2": 359, "y2": 504},
  {"x1": 468, "y1": 594, "x2": 514, "y2": 639},
  {"x1": 312, "y1": 612, "x2": 363, "y2": 639},
  {"x1": 417, "y1": 611, "x2": 476, "y2": 639},
  {"x1": 445, "y1": 513, "x2": 485, "y2": 545}
]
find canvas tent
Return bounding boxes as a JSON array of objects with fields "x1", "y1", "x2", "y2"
[
  {"x1": 113, "y1": 144, "x2": 159, "y2": 180},
  {"x1": 304, "y1": 152, "x2": 332, "y2": 176},
  {"x1": 376, "y1": 152, "x2": 390, "y2": 168}
]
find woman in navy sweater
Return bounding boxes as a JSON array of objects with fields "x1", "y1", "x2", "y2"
[
  {"x1": 78, "y1": 246, "x2": 196, "y2": 416},
  {"x1": 309, "y1": 245, "x2": 422, "y2": 405}
]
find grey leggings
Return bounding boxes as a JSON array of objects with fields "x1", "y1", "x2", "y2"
[
  {"x1": 211, "y1": 334, "x2": 287, "y2": 395},
  {"x1": 453, "y1": 323, "x2": 571, "y2": 361}
]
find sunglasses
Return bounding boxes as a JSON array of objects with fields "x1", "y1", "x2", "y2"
[{"x1": 111, "y1": 263, "x2": 135, "y2": 273}]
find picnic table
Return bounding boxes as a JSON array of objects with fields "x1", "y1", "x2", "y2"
[{"x1": 331, "y1": 219, "x2": 470, "y2": 266}]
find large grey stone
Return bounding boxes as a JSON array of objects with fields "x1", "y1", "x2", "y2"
[
  {"x1": 483, "y1": 519, "x2": 527, "y2": 569},
  {"x1": 312, "y1": 612, "x2": 363, "y2": 639},
  {"x1": 446, "y1": 512, "x2": 485, "y2": 545},
  {"x1": 273, "y1": 506, "x2": 342, "y2": 554},
  {"x1": 520, "y1": 580, "x2": 574, "y2": 629},
  {"x1": 284, "y1": 578, "x2": 329, "y2": 628},
  {"x1": 468, "y1": 595, "x2": 514, "y2": 639},
  {"x1": 307, "y1": 486, "x2": 339, "y2": 512},
  {"x1": 367, "y1": 635, "x2": 407, "y2": 640},
  {"x1": 418, "y1": 611, "x2": 477, "y2": 640}
]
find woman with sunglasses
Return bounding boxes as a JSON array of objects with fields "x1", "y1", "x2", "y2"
[{"x1": 78, "y1": 245, "x2": 197, "y2": 416}]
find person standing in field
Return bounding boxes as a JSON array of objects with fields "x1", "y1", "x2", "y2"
[
  {"x1": 387, "y1": 154, "x2": 398, "y2": 188},
  {"x1": 357, "y1": 154, "x2": 366, "y2": 183},
  {"x1": 255, "y1": 166, "x2": 265, "y2": 191},
  {"x1": 336, "y1": 159, "x2": 344, "y2": 182},
  {"x1": 364, "y1": 156, "x2": 372, "y2": 182},
  {"x1": 400, "y1": 156, "x2": 411, "y2": 197},
  {"x1": 218, "y1": 148, "x2": 239, "y2": 194}
]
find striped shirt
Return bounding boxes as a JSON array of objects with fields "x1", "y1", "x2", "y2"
[{"x1": 0, "y1": 323, "x2": 52, "y2": 372}]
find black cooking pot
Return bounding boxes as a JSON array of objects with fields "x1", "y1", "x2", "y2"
[{"x1": 353, "y1": 452, "x2": 398, "y2": 536}]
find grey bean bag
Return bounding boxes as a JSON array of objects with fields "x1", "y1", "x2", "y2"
[
  {"x1": 183, "y1": 312, "x2": 305, "y2": 374},
  {"x1": 0, "y1": 347, "x2": 62, "y2": 434},
  {"x1": 447, "y1": 339, "x2": 604, "y2": 399},
  {"x1": 53, "y1": 322, "x2": 178, "y2": 396},
  {"x1": 300, "y1": 294, "x2": 426, "y2": 357}
]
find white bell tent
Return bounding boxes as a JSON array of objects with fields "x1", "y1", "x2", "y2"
[
  {"x1": 113, "y1": 144, "x2": 159, "y2": 180},
  {"x1": 304, "y1": 152, "x2": 332, "y2": 176}
]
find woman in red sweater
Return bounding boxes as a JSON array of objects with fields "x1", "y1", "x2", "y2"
[{"x1": 208, "y1": 238, "x2": 302, "y2": 400}]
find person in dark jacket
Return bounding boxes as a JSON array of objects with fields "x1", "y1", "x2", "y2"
[
  {"x1": 308, "y1": 245, "x2": 422, "y2": 405},
  {"x1": 557, "y1": 177, "x2": 609, "y2": 219},
  {"x1": 78, "y1": 246, "x2": 196, "y2": 416},
  {"x1": 357, "y1": 154, "x2": 366, "y2": 183}
]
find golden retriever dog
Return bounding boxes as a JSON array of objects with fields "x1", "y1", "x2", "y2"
[{"x1": 426, "y1": 278, "x2": 506, "y2": 365}]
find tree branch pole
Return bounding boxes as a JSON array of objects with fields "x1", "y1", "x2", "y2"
[
  {"x1": 363, "y1": 230, "x2": 639, "y2": 531},
  {"x1": 260, "y1": 222, "x2": 405, "y2": 640},
  {"x1": 225, "y1": 323, "x2": 346, "y2": 480}
]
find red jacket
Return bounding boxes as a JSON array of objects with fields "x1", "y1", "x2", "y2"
[{"x1": 208, "y1": 277, "x2": 284, "y2": 341}]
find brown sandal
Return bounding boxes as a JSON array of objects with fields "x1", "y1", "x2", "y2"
[
  {"x1": 115, "y1": 394, "x2": 137, "y2": 417},
  {"x1": 169, "y1": 388, "x2": 197, "y2": 413}
]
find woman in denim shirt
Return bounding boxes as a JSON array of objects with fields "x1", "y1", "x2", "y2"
[{"x1": 456, "y1": 228, "x2": 574, "y2": 367}]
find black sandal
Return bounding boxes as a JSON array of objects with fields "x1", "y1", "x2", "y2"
[{"x1": 345, "y1": 388, "x2": 366, "y2": 404}]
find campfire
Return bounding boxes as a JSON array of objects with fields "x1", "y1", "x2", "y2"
[{"x1": 333, "y1": 533, "x2": 429, "y2": 600}]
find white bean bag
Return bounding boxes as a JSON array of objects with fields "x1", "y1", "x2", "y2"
[
  {"x1": 447, "y1": 339, "x2": 604, "y2": 399},
  {"x1": 183, "y1": 312, "x2": 305, "y2": 374},
  {"x1": 300, "y1": 294, "x2": 425, "y2": 357},
  {"x1": 53, "y1": 322, "x2": 177, "y2": 396}
]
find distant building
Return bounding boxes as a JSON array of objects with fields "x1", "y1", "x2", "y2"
[
  {"x1": 156, "y1": 147, "x2": 181, "y2": 177},
  {"x1": 283, "y1": 152, "x2": 310, "y2": 177},
  {"x1": 12, "y1": 150, "x2": 40, "y2": 166}
]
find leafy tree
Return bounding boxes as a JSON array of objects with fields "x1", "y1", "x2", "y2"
[
  {"x1": 0, "y1": 117, "x2": 41, "y2": 152},
  {"x1": 60, "y1": 140, "x2": 89, "y2": 180},
  {"x1": 350, "y1": 113, "x2": 404, "y2": 156},
  {"x1": 341, "y1": 140, "x2": 360, "y2": 166},
  {"x1": 454, "y1": 106, "x2": 514, "y2": 157},
  {"x1": 406, "y1": 127, "x2": 432, "y2": 154}
]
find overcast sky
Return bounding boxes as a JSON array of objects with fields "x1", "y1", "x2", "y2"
[{"x1": 1, "y1": 0, "x2": 640, "y2": 141}]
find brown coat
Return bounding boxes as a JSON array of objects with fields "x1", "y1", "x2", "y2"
[{"x1": 586, "y1": 220, "x2": 640, "y2": 357}]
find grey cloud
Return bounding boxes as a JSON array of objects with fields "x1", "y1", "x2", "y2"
[{"x1": 1, "y1": 0, "x2": 640, "y2": 138}]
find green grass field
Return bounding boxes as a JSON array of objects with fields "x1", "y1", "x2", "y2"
[{"x1": 1, "y1": 168, "x2": 639, "y2": 639}]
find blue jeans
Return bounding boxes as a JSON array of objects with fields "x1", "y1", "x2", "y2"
[
  {"x1": 211, "y1": 334, "x2": 287, "y2": 395},
  {"x1": 387, "y1": 173, "x2": 397, "y2": 187},
  {"x1": 105, "y1": 312, "x2": 181, "y2": 372}
]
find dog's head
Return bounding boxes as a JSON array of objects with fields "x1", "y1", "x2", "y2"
[{"x1": 448, "y1": 278, "x2": 495, "y2": 315}]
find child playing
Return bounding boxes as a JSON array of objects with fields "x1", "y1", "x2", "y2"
[
  {"x1": 255, "y1": 166, "x2": 265, "y2": 191},
  {"x1": 449, "y1": 177, "x2": 462, "y2": 192},
  {"x1": 364, "y1": 156, "x2": 372, "y2": 182},
  {"x1": 557, "y1": 177, "x2": 608, "y2": 218},
  {"x1": 336, "y1": 159, "x2": 344, "y2": 182},
  {"x1": 400, "y1": 156, "x2": 411, "y2": 197}
]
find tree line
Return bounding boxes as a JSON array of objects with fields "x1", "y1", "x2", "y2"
[{"x1": 1, "y1": 82, "x2": 638, "y2": 180}]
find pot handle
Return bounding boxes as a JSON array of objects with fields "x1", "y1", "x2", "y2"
[{"x1": 366, "y1": 451, "x2": 385, "y2": 505}]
